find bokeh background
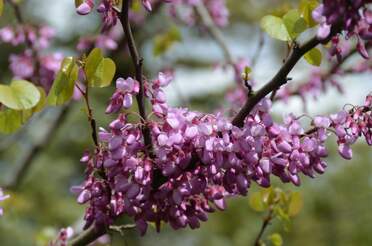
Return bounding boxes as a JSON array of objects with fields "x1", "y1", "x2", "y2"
[{"x1": 0, "y1": 0, "x2": 371, "y2": 245}]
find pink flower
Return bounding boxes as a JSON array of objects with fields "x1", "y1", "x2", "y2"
[{"x1": 76, "y1": 0, "x2": 94, "y2": 15}]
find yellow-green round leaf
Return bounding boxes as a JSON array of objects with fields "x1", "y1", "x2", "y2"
[
  {"x1": 288, "y1": 192, "x2": 303, "y2": 217},
  {"x1": 269, "y1": 233, "x2": 283, "y2": 246},
  {"x1": 300, "y1": 0, "x2": 319, "y2": 27},
  {"x1": 89, "y1": 58, "x2": 116, "y2": 88},
  {"x1": 283, "y1": 9, "x2": 307, "y2": 39},
  {"x1": 85, "y1": 48, "x2": 116, "y2": 87},
  {"x1": 48, "y1": 57, "x2": 79, "y2": 106},
  {"x1": 0, "y1": 80, "x2": 41, "y2": 110},
  {"x1": 261, "y1": 15, "x2": 290, "y2": 41},
  {"x1": 85, "y1": 48, "x2": 103, "y2": 82},
  {"x1": 33, "y1": 87, "x2": 47, "y2": 113},
  {"x1": 249, "y1": 192, "x2": 265, "y2": 212},
  {"x1": 304, "y1": 48, "x2": 322, "y2": 66}
]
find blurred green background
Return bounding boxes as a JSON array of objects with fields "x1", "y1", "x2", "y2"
[{"x1": 0, "y1": 0, "x2": 371, "y2": 245}]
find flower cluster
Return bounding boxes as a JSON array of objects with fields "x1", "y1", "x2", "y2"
[
  {"x1": 333, "y1": 96, "x2": 372, "y2": 158},
  {"x1": 74, "y1": 73, "x2": 372, "y2": 235},
  {"x1": 312, "y1": 0, "x2": 372, "y2": 59},
  {"x1": 0, "y1": 25, "x2": 62, "y2": 91}
]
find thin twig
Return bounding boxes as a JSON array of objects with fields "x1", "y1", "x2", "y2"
[
  {"x1": 119, "y1": 0, "x2": 153, "y2": 154},
  {"x1": 81, "y1": 85, "x2": 99, "y2": 147},
  {"x1": 254, "y1": 209, "x2": 274, "y2": 246}
]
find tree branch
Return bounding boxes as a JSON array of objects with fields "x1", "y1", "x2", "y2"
[
  {"x1": 76, "y1": 84, "x2": 99, "y2": 147},
  {"x1": 69, "y1": 225, "x2": 106, "y2": 246},
  {"x1": 119, "y1": 0, "x2": 153, "y2": 153},
  {"x1": 231, "y1": 33, "x2": 337, "y2": 128}
]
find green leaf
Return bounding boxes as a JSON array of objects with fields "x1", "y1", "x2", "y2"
[
  {"x1": 304, "y1": 48, "x2": 322, "y2": 66},
  {"x1": 249, "y1": 192, "x2": 266, "y2": 212},
  {"x1": 269, "y1": 233, "x2": 283, "y2": 246},
  {"x1": 48, "y1": 57, "x2": 79, "y2": 106},
  {"x1": 261, "y1": 187, "x2": 275, "y2": 206},
  {"x1": 0, "y1": 109, "x2": 23, "y2": 134},
  {"x1": 244, "y1": 66, "x2": 252, "y2": 74},
  {"x1": 288, "y1": 192, "x2": 303, "y2": 217},
  {"x1": 300, "y1": 0, "x2": 319, "y2": 27},
  {"x1": 32, "y1": 87, "x2": 47, "y2": 113},
  {"x1": 242, "y1": 66, "x2": 253, "y2": 81},
  {"x1": 261, "y1": 15, "x2": 290, "y2": 41},
  {"x1": 85, "y1": 48, "x2": 103, "y2": 82},
  {"x1": 282, "y1": 10, "x2": 307, "y2": 39},
  {"x1": 85, "y1": 48, "x2": 116, "y2": 87},
  {"x1": 0, "y1": 80, "x2": 41, "y2": 110},
  {"x1": 89, "y1": 58, "x2": 116, "y2": 88},
  {"x1": 274, "y1": 206, "x2": 290, "y2": 223},
  {"x1": 153, "y1": 26, "x2": 182, "y2": 56}
]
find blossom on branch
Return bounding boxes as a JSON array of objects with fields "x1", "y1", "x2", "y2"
[{"x1": 74, "y1": 71, "x2": 372, "y2": 235}]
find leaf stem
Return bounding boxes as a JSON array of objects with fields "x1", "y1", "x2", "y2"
[
  {"x1": 254, "y1": 208, "x2": 274, "y2": 246},
  {"x1": 84, "y1": 86, "x2": 99, "y2": 147}
]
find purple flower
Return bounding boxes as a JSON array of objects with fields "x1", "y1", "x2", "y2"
[
  {"x1": 106, "y1": 78, "x2": 140, "y2": 113},
  {"x1": 76, "y1": 0, "x2": 94, "y2": 15},
  {"x1": 312, "y1": 0, "x2": 372, "y2": 59}
]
